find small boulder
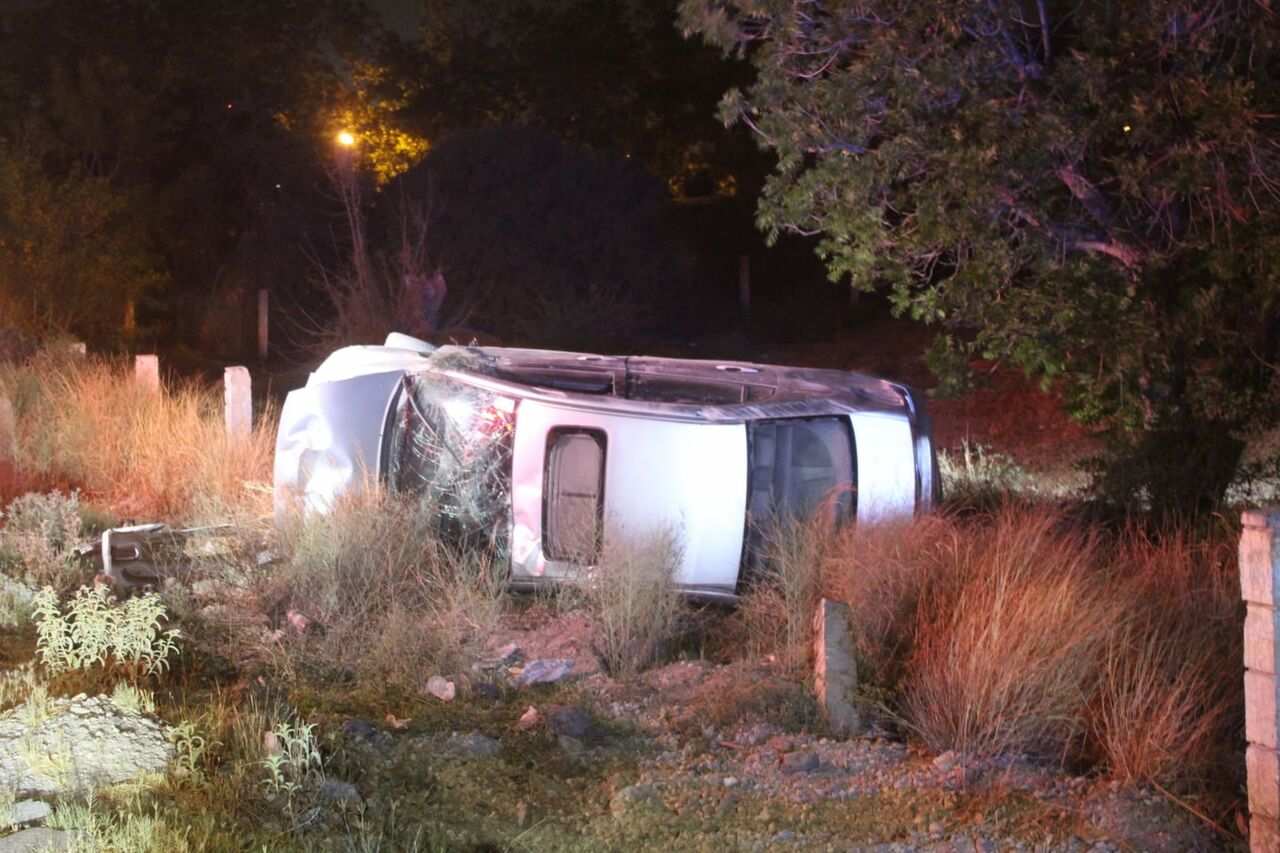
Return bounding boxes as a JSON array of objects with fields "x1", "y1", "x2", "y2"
[
  {"x1": 609, "y1": 784, "x2": 664, "y2": 816},
  {"x1": 557, "y1": 735, "x2": 585, "y2": 757},
  {"x1": 516, "y1": 706, "x2": 541, "y2": 731},
  {"x1": 318, "y1": 778, "x2": 362, "y2": 806},
  {"x1": 0, "y1": 828, "x2": 72, "y2": 852},
  {"x1": 425, "y1": 676, "x2": 456, "y2": 702},
  {"x1": 7, "y1": 800, "x2": 51, "y2": 828},
  {"x1": 780, "y1": 751, "x2": 820, "y2": 774},
  {"x1": 340, "y1": 718, "x2": 392, "y2": 748},
  {"x1": 440, "y1": 731, "x2": 503, "y2": 760},
  {"x1": 546, "y1": 705, "x2": 590, "y2": 738},
  {"x1": 470, "y1": 682, "x2": 501, "y2": 704},
  {"x1": 515, "y1": 658, "x2": 574, "y2": 687}
]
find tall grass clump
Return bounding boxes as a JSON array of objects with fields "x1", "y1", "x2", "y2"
[
  {"x1": 898, "y1": 512, "x2": 1119, "y2": 760},
  {"x1": 0, "y1": 350, "x2": 274, "y2": 522},
  {"x1": 579, "y1": 526, "x2": 685, "y2": 678},
  {"x1": 266, "y1": 489, "x2": 505, "y2": 688},
  {"x1": 732, "y1": 516, "x2": 828, "y2": 673},
  {"x1": 1087, "y1": 526, "x2": 1241, "y2": 787},
  {"x1": 820, "y1": 504, "x2": 1243, "y2": 794}
]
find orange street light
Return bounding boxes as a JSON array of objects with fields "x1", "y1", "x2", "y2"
[{"x1": 337, "y1": 130, "x2": 356, "y2": 147}]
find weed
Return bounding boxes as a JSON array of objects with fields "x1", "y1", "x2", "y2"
[
  {"x1": 110, "y1": 681, "x2": 156, "y2": 715},
  {"x1": 265, "y1": 490, "x2": 504, "y2": 689},
  {"x1": 33, "y1": 585, "x2": 181, "y2": 677},
  {"x1": 0, "y1": 777, "x2": 13, "y2": 833},
  {"x1": 0, "y1": 490, "x2": 85, "y2": 591},
  {"x1": 17, "y1": 680, "x2": 54, "y2": 726},
  {"x1": 261, "y1": 720, "x2": 324, "y2": 798},
  {"x1": 579, "y1": 527, "x2": 685, "y2": 678},
  {"x1": 167, "y1": 720, "x2": 211, "y2": 784}
]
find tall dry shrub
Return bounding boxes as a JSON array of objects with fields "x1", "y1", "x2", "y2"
[
  {"x1": 267, "y1": 490, "x2": 505, "y2": 687},
  {"x1": 824, "y1": 504, "x2": 1244, "y2": 792},
  {"x1": 581, "y1": 527, "x2": 684, "y2": 678},
  {"x1": 0, "y1": 351, "x2": 274, "y2": 522},
  {"x1": 899, "y1": 510, "x2": 1120, "y2": 760},
  {"x1": 733, "y1": 517, "x2": 829, "y2": 673},
  {"x1": 1086, "y1": 527, "x2": 1242, "y2": 786}
]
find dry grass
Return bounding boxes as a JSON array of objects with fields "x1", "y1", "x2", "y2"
[
  {"x1": 734, "y1": 503, "x2": 1245, "y2": 793},
  {"x1": 0, "y1": 350, "x2": 274, "y2": 522},
  {"x1": 262, "y1": 489, "x2": 506, "y2": 688},
  {"x1": 896, "y1": 511, "x2": 1119, "y2": 760},
  {"x1": 1086, "y1": 526, "x2": 1241, "y2": 787},
  {"x1": 731, "y1": 516, "x2": 828, "y2": 674},
  {"x1": 579, "y1": 526, "x2": 685, "y2": 678}
]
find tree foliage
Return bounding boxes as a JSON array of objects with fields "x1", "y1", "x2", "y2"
[
  {"x1": 387, "y1": 127, "x2": 693, "y2": 348},
  {"x1": 416, "y1": 0, "x2": 755, "y2": 196},
  {"x1": 0, "y1": 0, "x2": 411, "y2": 348},
  {"x1": 0, "y1": 148, "x2": 164, "y2": 341},
  {"x1": 682, "y1": 0, "x2": 1280, "y2": 513}
]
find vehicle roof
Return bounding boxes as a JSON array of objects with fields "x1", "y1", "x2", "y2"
[{"x1": 309, "y1": 336, "x2": 914, "y2": 424}]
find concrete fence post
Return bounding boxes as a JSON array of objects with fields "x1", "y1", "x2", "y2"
[
  {"x1": 1241, "y1": 508, "x2": 1280, "y2": 851},
  {"x1": 224, "y1": 366, "x2": 252, "y2": 441},
  {"x1": 134, "y1": 355, "x2": 160, "y2": 394}
]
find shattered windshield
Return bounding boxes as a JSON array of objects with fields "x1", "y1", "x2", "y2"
[{"x1": 386, "y1": 371, "x2": 514, "y2": 548}]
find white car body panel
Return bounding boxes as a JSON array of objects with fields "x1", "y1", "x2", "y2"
[
  {"x1": 510, "y1": 400, "x2": 748, "y2": 589},
  {"x1": 849, "y1": 412, "x2": 918, "y2": 523}
]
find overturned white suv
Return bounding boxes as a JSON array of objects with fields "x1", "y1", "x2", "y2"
[{"x1": 275, "y1": 333, "x2": 938, "y2": 600}]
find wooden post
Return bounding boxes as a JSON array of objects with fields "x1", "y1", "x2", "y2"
[
  {"x1": 1242, "y1": 508, "x2": 1280, "y2": 851},
  {"x1": 224, "y1": 366, "x2": 252, "y2": 440},
  {"x1": 738, "y1": 254, "x2": 751, "y2": 317},
  {"x1": 257, "y1": 289, "x2": 269, "y2": 362},
  {"x1": 134, "y1": 355, "x2": 160, "y2": 394}
]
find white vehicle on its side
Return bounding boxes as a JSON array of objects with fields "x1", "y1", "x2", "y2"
[{"x1": 274, "y1": 333, "x2": 939, "y2": 600}]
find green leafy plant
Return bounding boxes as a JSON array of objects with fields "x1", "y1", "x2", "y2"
[
  {"x1": 110, "y1": 681, "x2": 156, "y2": 715},
  {"x1": 32, "y1": 585, "x2": 181, "y2": 677},
  {"x1": 168, "y1": 720, "x2": 211, "y2": 784},
  {"x1": 261, "y1": 720, "x2": 324, "y2": 798}
]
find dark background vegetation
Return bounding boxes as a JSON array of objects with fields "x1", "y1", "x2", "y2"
[{"x1": 1, "y1": 0, "x2": 1278, "y2": 515}]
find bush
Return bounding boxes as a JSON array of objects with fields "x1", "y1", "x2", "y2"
[
  {"x1": 0, "y1": 490, "x2": 86, "y2": 591},
  {"x1": 579, "y1": 527, "x2": 685, "y2": 678},
  {"x1": 265, "y1": 490, "x2": 505, "y2": 688},
  {"x1": 32, "y1": 584, "x2": 181, "y2": 678},
  {"x1": 816, "y1": 504, "x2": 1242, "y2": 793},
  {"x1": 0, "y1": 351, "x2": 274, "y2": 522}
]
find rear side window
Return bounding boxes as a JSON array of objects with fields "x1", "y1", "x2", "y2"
[
  {"x1": 544, "y1": 429, "x2": 606, "y2": 564},
  {"x1": 747, "y1": 417, "x2": 856, "y2": 528}
]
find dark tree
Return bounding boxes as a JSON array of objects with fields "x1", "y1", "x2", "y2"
[{"x1": 683, "y1": 0, "x2": 1280, "y2": 514}]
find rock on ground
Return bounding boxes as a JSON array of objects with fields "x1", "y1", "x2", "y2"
[
  {"x1": 5, "y1": 801, "x2": 50, "y2": 829},
  {"x1": 0, "y1": 827, "x2": 72, "y2": 852},
  {"x1": 0, "y1": 694, "x2": 174, "y2": 797}
]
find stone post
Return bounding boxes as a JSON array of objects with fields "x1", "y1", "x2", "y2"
[
  {"x1": 1242, "y1": 508, "x2": 1280, "y2": 851},
  {"x1": 134, "y1": 355, "x2": 160, "y2": 394},
  {"x1": 224, "y1": 366, "x2": 252, "y2": 440},
  {"x1": 813, "y1": 597, "x2": 861, "y2": 736}
]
